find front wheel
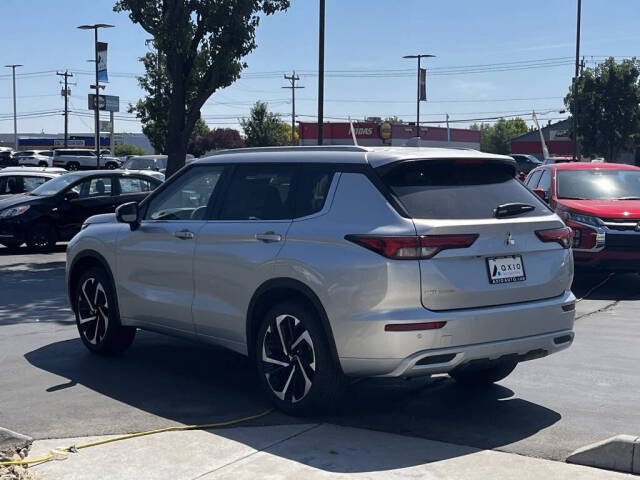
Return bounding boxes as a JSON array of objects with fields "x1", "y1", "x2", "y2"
[
  {"x1": 255, "y1": 300, "x2": 345, "y2": 416},
  {"x1": 74, "y1": 267, "x2": 136, "y2": 355},
  {"x1": 38, "y1": 161, "x2": 48, "y2": 168},
  {"x1": 450, "y1": 359, "x2": 517, "y2": 387},
  {"x1": 26, "y1": 222, "x2": 56, "y2": 252},
  {"x1": 66, "y1": 162, "x2": 79, "y2": 171},
  {"x1": 105, "y1": 162, "x2": 118, "y2": 170}
]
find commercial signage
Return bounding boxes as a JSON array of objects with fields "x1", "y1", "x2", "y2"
[
  {"x1": 97, "y1": 42, "x2": 108, "y2": 82},
  {"x1": 99, "y1": 120, "x2": 112, "y2": 132},
  {"x1": 379, "y1": 122, "x2": 392, "y2": 140},
  {"x1": 54, "y1": 139, "x2": 85, "y2": 147},
  {"x1": 88, "y1": 94, "x2": 120, "y2": 112},
  {"x1": 419, "y1": 68, "x2": 427, "y2": 101}
]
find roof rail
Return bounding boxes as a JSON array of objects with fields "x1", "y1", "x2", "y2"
[{"x1": 203, "y1": 145, "x2": 369, "y2": 156}]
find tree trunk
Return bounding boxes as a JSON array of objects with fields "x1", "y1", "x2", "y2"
[{"x1": 165, "y1": 76, "x2": 187, "y2": 178}]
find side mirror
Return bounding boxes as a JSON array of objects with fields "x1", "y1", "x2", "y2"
[
  {"x1": 116, "y1": 202, "x2": 140, "y2": 229},
  {"x1": 64, "y1": 191, "x2": 79, "y2": 201},
  {"x1": 532, "y1": 187, "x2": 548, "y2": 202}
]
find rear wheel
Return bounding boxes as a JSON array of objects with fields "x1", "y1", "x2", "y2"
[
  {"x1": 67, "y1": 161, "x2": 79, "y2": 171},
  {"x1": 450, "y1": 359, "x2": 517, "y2": 387},
  {"x1": 26, "y1": 222, "x2": 56, "y2": 252},
  {"x1": 74, "y1": 267, "x2": 136, "y2": 355},
  {"x1": 255, "y1": 300, "x2": 345, "y2": 415},
  {"x1": 38, "y1": 161, "x2": 48, "y2": 168},
  {"x1": 105, "y1": 162, "x2": 118, "y2": 170}
]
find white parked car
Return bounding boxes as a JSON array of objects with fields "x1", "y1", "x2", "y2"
[{"x1": 52, "y1": 149, "x2": 121, "y2": 170}]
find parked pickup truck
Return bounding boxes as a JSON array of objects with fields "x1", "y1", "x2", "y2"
[{"x1": 52, "y1": 149, "x2": 121, "y2": 170}]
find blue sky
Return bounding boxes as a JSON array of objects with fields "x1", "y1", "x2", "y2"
[{"x1": 1, "y1": 0, "x2": 639, "y2": 135}]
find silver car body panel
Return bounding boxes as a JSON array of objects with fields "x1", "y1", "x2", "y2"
[{"x1": 67, "y1": 146, "x2": 575, "y2": 378}]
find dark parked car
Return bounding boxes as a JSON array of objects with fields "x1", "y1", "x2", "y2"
[
  {"x1": 0, "y1": 150, "x2": 18, "y2": 168},
  {"x1": 510, "y1": 154, "x2": 542, "y2": 175},
  {"x1": 0, "y1": 170, "x2": 161, "y2": 251}
]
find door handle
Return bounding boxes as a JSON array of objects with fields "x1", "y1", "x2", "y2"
[
  {"x1": 174, "y1": 229, "x2": 195, "y2": 240},
  {"x1": 255, "y1": 231, "x2": 282, "y2": 243}
]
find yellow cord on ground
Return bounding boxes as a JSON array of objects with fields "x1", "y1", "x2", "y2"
[
  {"x1": 0, "y1": 408, "x2": 273, "y2": 467},
  {"x1": 575, "y1": 272, "x2": 614, "y2": 303}
]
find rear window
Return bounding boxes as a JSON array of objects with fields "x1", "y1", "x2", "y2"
[{"x1": 380, "y1": 159, "x2": 548, "y2": 219}]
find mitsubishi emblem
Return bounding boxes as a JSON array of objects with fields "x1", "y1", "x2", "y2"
[{"x1": 505, "y1": 232, "x2": 515, "y2": 246}]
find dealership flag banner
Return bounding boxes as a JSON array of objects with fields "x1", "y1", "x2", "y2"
[
  {"x1": 419, "y1": 68, "x2": 427, "y2": 101},
  {"x1": 97, "y1": 42, "x2": 108, "y2": 82}
]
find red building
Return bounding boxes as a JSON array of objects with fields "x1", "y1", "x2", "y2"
[
  {"x1": 298, "y1": 122, "x2": 480, "y2": 149},
  {"x1": 510, "y1": 119, "x2": 572, "y2": 160}
]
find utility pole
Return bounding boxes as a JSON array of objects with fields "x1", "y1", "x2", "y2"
[
  {"x1": 572, "y1": 0, "x2": 582, "y2": 161},
  {"x1": 403, "y1": 54, "x2": 435, "y2": 139},
  {"x1": 57, "y1": 71, "x2": 74, "y2": 148},
  {"x1": 317, "y1": 0, "x2": 325, "y2": 145},
  {"x1": 4, "y1": 64, "x2": 22, "y2": 151},
  {"x1": 282, "y1": 71, "x2": 304, "y2": 145}
]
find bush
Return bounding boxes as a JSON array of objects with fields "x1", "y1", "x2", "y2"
[{"x1": 114, "y1": 143, "x2": 147, "y2": 156}]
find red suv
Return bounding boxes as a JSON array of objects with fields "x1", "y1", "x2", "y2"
[{"x1": 525, "y1": 162, "x2": 640, "y2": 271}]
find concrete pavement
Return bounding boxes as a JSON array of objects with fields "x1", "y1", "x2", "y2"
[{"x1": 28, "y1": 424, "x2": 635, "y2": 480}]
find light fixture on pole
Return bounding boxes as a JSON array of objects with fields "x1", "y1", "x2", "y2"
[
  {"x1": 77, "y1": 23, "x2": 114, "y2": 167},
  {"x1": 403, "y1": 54, "x2": 435, "y2": 139},
  {"x1": 4, "y1": 64, "x2": 23, "y2": 151}
]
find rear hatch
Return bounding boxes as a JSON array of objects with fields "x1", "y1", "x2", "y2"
[{"x1": 378, "y1": 157, "x2": 572, "y2": 311}]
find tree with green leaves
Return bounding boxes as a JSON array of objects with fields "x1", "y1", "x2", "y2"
[
  {"x1": 565, "y1": 57, "x2": 640, "y2": 161},
  {"x1": 241, "y1": 101, "x2": 290, "y2": 147},
  {"x1": 470, "y1": 118, "x2": 528, "y2": 154},
  {"x1": 114, "y1": 0, "x2": 290, "y2": 176}
]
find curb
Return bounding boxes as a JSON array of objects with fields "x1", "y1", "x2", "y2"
[
  {"x1": 566, "y1": 434, "x2": 640, "y2": 474},
  {"x1": 0, "y1": 428, "x2": 33, "y2": 454}
]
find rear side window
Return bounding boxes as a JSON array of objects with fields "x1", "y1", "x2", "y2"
[
  {"x1": 380, "y1": 159, "x2": 547, "y2": 219},
  {"x1": 119, "y1": 176, "x2": 154, "y2": 193},
  {"x1": 295, "y1": 165, "x2": 334, "y2": 218},
  {"x1": 219, "y1": 165, "x2": 295, "y2": 221},
  {"x1": 23, "y1": 176, "x2": 49, "y2": 191},
  {"x1": 526, "y1": 169, "x2": 543, "y2": 187}
]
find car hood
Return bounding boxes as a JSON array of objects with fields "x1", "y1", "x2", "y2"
[
  {"x1": 0, "y1": 193, "x2": 35, "y2": 210},
  {"x1": 85, "y1": 213, "x2": 117, "y2": 225},
  {"x1": 557, "y1": 199, "x2": 640, "y2": 218}
]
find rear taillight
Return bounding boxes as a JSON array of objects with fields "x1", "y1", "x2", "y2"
[
  {"x1": 345, "y1": 234, "x2": 478, "y2": 259},
  {"x1": 535, "y1": 226, "x2": 573, "y2": 249}
]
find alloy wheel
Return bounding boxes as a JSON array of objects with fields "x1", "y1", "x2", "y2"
[
  {"x1": 262, "y1": 314, "x2": 316, "y2": 403},
  {"x1": 77, "y1": 277, "x2": 110, "y2": 345}
]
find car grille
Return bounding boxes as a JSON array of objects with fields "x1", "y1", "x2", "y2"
[
  {"x1": 605, "y1": 233, "x2": 640, "y2": 250},
  {"x1": 601, "y1": 218, "x2": 640, "y2": 231}
]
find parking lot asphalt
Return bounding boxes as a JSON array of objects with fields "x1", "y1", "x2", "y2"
[{"x1": 1, "y1": 245, "x2": 639, "y2": 464}]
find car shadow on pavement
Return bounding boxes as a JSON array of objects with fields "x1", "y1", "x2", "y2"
[
  {"x1": 571, "y1": 271, "x2": 640, "y2": 301},
  {"x1": 24, "y1": 332, "x2": 562, "y2": 473},
  {"x1": 0, "y1": 244, "x2": 67, "y2": 256}
]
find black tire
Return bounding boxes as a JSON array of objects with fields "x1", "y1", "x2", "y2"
[
  {"x1": 67, "y1": 161, "x2": 80, "y2": 171},
  {"x1": 255, "y1": 300, "x2": 345, "y2": 416},
  {"x1": 74, "y1": 267, "x2": 136, "y2": 355},
  {"x1": 26, "y1": 222, "x2": 57, "y2": 252},
  {"x1": 450, "y1": 359, "x2": 518, "y2": 387},
  {"x1": 38, "y1": 161, "x2": 48, "y2": 168},
  {"x1": 105, "y1": 162, "x2": 118, "y2": 170}
]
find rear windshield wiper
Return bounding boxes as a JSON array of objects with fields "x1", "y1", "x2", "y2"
[{"x1": 494, "y1": 203, "x2": 536, "y2": 218}]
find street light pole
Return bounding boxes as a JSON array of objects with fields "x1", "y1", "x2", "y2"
[
  {"x1": 317, "y1": 0, "x2": 325, "y2": 145},
  {"x1": 4, "y1": 64, "x2": 22, "y2": 151},
  {"x1": 78, "y1": 23, "x2": 114, "y2": 168},
  {"x1": 572, "y1": 0, "x2": 582, "y2": 161},
  {"x1": 403, "y1": 54, "x2": 435, "y2": 139}
]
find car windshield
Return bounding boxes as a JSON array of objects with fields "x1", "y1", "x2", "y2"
[
  {"x1": 124, "y1": 157, "x2": 156, "y2": 170},
  {"x1": 29, "y1": 174, "x2": 80, "y2": 196},
  {"x1": 556, "y1": 169, "x2": 640, "y2": 200}
]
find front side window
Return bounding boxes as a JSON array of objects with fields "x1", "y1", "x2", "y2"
[
  {"x1": 0, "y1": 176, "x2": 22, "y2": 194},
  {"x1": 71, "y1": 177, "x2": 114, "y2": 198},
  {"x1": 144, "y1": 166, "x2": 224, "y2": 221},
  {"x1": 218, "y1": 165, "x2": 295, "y2": 221},
  {"x1": 538, "y1": 170, "x2": 552, "y2": 194}
]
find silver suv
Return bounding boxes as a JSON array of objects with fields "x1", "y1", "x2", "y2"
[{"x1": 66, "y1": 146, "x2": 575, "y2": 415}]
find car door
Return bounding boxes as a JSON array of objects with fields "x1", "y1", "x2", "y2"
[
  {"x1": 58, "y1": 175, "x2": 117, "y2": 239},
  {"x1": 116, "y1": 165, "x2": 225, "y2": 334},
  {"x1": 192, "y1": 163, "x2": 299, "y2": 351}
]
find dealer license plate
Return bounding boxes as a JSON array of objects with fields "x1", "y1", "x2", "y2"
[{"x1": 486, "y1": 255, "x2": 526, "y2": 284}]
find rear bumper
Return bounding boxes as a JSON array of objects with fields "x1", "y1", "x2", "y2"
[{"x1": 338, "y1": 290, "x2": 575, "y2": 377}]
